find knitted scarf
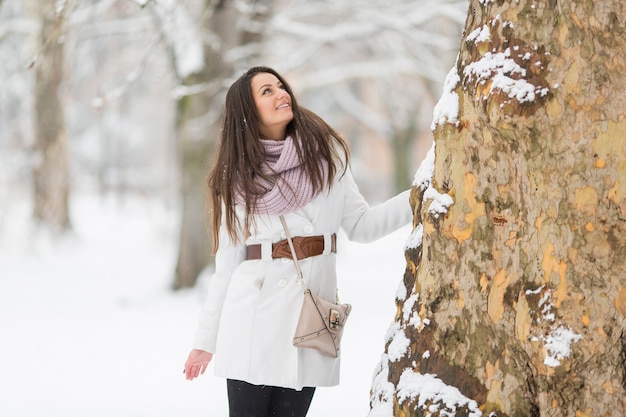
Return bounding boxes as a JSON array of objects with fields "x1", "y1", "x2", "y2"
[{"x1": 237, "y1": 135, "x2": 328, "y2": 215}]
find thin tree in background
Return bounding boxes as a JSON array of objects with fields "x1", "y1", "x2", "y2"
[
  {"x1": 373, "y1": 0, "x2": 626, "y2": 416},
  {"x1": 156, "y1": 0, "x2": 274, "y2": 289},
  {"x1": 27, "y1": 0, "x2": 71, "y2": 232}
]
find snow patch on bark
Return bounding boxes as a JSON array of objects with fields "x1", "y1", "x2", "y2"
[
  {"x1": 412, "y1": 143, "x2": 435, "y2": 190},
  {"x1": 395, "y1": 280, "x2": 408, "y2": 301},
  {"x1": 402, "y1": 293, "x2": 425, "y2": 329},
  {"x1": 466, "y1": 25, "x2": 490, "y2": 44},
  {"x1": 384, "y1": 321, "x2": 401, "y2": 344},
  {"x1": 537, "y1": 290, "x2": 555, "y2": 323},
  {"x1": 388, "y1": 329, "x2": 411, "y2": 362},
  {"x1": 424, "y1": 186, "x2": 454, "y2": 218},
  {"x1": 431, "y1": 65, "x2": 461, "y2": 130},
  {"x1": 368, "y1": 354, "x2": 395, "y2": 417},
  {"x1": 396, "y1": 371, "x2": 482, "y2": 417},
  {"x1": 463, "y1": 47, "x2": 549, "y2": 104},
  {"x1": 403, "y1": 293, "x2": 420, "y2": 321},
  {"x1": 369, "y1": 361, "x2": 482, "y2": 417},
  {"x1": 527, "y1": 287, "x2": 583, "y2": 367},
  {"x1": 542, "y1": 325, "x2": 582, "y2": 367},
  {"x1": 404, "y1": 224, "x2": 423, "y2": 250},
  {"x1": 412, "y1": 143, "x2": 454, "y2": 220},
  {"x1": 408, "y1": 144, "x2": 449, "y2": 251}
]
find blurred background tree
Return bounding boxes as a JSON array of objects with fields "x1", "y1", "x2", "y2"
[
  {"x1": 26, "y1": 0, "x2": 71, "y2": 232},
  {"x1": 148, "y1": 0, "x2": 276, "y2": 289}
]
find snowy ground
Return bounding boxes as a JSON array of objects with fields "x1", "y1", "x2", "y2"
[{"x1": 0, "y1": 193, "x2": 411, "y2": 417}]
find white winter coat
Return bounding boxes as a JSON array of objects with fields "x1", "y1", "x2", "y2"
[{"x1": 192, "y1": 167, "x2": 412, "y2": 390}]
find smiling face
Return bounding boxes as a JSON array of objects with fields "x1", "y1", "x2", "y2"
[{"x1": 250, "y1": 72, "x2": 294, "y2": 140}]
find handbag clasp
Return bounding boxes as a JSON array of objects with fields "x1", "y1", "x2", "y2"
[{"x1": 329, "y1": 309, "x2": 341, "y2": 330}]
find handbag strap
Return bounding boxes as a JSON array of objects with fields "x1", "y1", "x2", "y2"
[{"x1": 279, "y1": 215, "x2": 307, "y2": 290}]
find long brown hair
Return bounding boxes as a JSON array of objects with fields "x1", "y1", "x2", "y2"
[{"x1": 207, "y1": 66, "x2": 350, "y2": 251}]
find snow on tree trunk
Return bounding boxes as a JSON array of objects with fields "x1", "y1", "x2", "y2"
[
  {"x1": 172, "y1": 0, "x2": 274, "y2": 289},
  {"x1": 372, "y1": 1, "x2": 626, "y2": 416},
  {"x1": 30, "y1": 1, "x2": 71, "y2": 232}
]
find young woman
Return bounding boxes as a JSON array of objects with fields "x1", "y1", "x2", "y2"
[{"x1": 183, "y1": 66, "x2": 412, "y2": 417}]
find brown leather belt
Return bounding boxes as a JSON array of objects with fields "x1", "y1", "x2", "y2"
[{"x1": 246, "y1": 234, "x2": 337, "y2": 260}]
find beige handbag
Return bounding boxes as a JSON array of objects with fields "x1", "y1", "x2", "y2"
[{"x1": 280, "y1": 216, "x2": 352, "y2": 358}]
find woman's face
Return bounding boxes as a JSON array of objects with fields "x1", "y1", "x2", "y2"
[{"x1": 250, "y1": 72, "x2": 293, "y2": 140}]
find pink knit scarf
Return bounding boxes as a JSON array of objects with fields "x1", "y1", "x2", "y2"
[{"x1": 238, "y1": 136, "x2": 328, "y2": 215}]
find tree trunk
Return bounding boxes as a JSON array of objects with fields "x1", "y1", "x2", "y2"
[
  {"x1": 391, "y1": 123, "x2": 414, "y2": 195},
  {"x1": 173, "y1": 0, "x2": 274, "y2": 289},
  {"x1": 374, "y1": 1, "x2": 626, "y2": 416},
  {"x1": 29, "y1": 1, "x2": 71, "y2": 232}
]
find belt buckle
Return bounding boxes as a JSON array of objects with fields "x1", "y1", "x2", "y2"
[{"x1": 273, "y1": 239, "x2": 293, "y2": 259}]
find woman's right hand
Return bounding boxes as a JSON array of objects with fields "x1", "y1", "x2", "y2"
[{"x1": 184, "y1": 349, "x2": 213, "y2": 381}]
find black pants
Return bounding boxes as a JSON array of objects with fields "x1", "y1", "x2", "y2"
[{"x1": 226, "y1": 379, "x2": 316, "y2": 417}]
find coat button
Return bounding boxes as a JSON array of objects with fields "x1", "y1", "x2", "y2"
[
  {"x1": 280, "y1": 231, "x2": 287, "y2": 239},
  {"x1": 303, "y1": 226, "x2": 313, "y2": 235},
  {"x1": 281, "y1": 258, "x2": 290, "y2": 263},
  {"x1": 278, "y1": 279, "x2": 287, "y2": 288}
]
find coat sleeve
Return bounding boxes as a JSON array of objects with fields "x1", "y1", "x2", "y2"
[
  {"x1": 191, "y1": 221, "x2": 246, "y2": 353},
  {"x1": 340, "y1": 168, "x2": 413, "y2": 243}
]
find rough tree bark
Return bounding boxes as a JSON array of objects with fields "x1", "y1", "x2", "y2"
[
  {"x1": 28, "y1": 0, "x2": 71, "y2": 232},
  {"x1": 172, "y1": 0, "x2": 274, "y2": 289},
  {"x1": 373, "y1": 0, "x2": 626, "y2": 416}
]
